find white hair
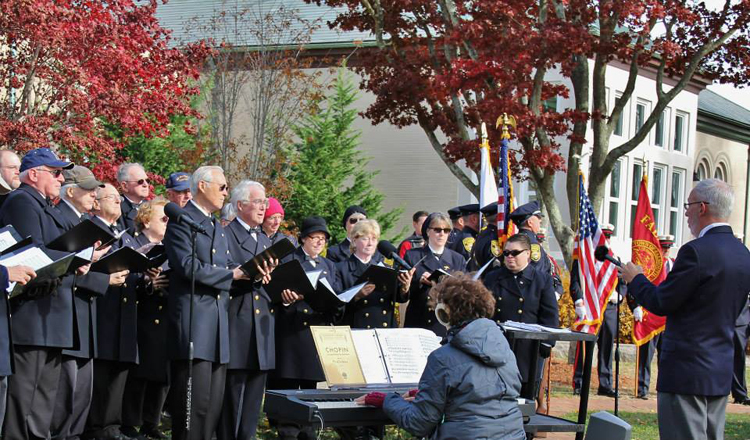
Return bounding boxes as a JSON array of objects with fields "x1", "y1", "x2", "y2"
[
  {"x1": 116, "y1": 163, "x2": 144, "y2": 183},
  {"x1": 221, "y1": 203, "x2": 236, "y2": 222},
  {"x1": 692, "y1": 178, "x2": 734, "y2": 220},
  {"x1": 190, "y1": 166, "x2": 224, "y2": 195},
  {"x1": 229, "y1": 180, "x2": 265, "y2": 209},
  {"x1": 59, "y1": 184, "x2": 76, "y2": 201}
]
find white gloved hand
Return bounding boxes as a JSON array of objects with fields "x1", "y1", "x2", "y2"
[
  {"x1": 609, "y1": 293, "x2": 620, "y2": 304},
  {"x1": 574, "y1": 300, "x2": 585, "y2": 320},
  {"x1": 633, "y1": 306, "x2": 644, "y2": 322}
]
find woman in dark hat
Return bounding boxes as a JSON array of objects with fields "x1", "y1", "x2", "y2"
[
  {"x1": 326, "y1": 205, "x2": 367, "y2": 263},
  {"x1": 267, "y1": 216, "x2": 342, "y2": 440},
  {"x1": 403, "y1": 212, "x2": 466, "y2": 337}
]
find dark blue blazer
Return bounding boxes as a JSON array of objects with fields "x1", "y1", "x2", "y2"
[
  {"x1": 164, "y1": 202, "x2": 234, "y2": 364},
  {"x1": 56, "y1": 202, "x2": 110, "y2": 359},
  {"x1": 225, "y1": 219, "x2": 276, "y2": 371},
  {"x1": 0, "y1": 184, "x2": 75, "y2": 348},
  {"x1": 404, "y1": 246, "x2": 466, "y2": 337},
  {"x1": 0, "y1": 266, "x2": 12, "y2": 375},
  {"x1": 628, "y1": 225, "x2": 750, "y2": 396},
  {"x1": 117, "y1": 196, "x2": 140, "y2": 233}
]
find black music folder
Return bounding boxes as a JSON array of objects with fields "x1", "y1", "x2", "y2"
[
  {"x1": 239, "y1": 238, "x2": 296, "y2": 279},
  {"x1": 46, "y1": 219, "x2": 116, "y2": 253},
  {"x1": 90, "y1": 246, "x2": 165, "y2": 274},
  {"x1": 427, "y1": 268, "x2": 452, "y2": 283},
  {"x1": 264, "y1": 259, "x2": 365, "y2": 311},
  {"x1": 356, "y1": 264, "x2": 400, "y2": 295},
  {"x1": 0, "y1": 244, "x2": 77, "y2": 298}
]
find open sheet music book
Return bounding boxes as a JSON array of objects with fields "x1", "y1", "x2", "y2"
[
  {"x1": 0, "y1": 245, "x2": 76, "y2": 298},
  {"x1": 310, "y1": 326, "x2": 442, "y2": 387}
]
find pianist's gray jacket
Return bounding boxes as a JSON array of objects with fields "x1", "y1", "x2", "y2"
[{"x1": 383, "y1": 318, "x2": 526, "y2": 440}]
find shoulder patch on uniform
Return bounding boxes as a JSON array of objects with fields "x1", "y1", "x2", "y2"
[
  {"x1": 383, "y1": 257, "x2": 394, "y2": 268},
  {"x1": 491, "y1": 240, "x2": 501, "y2": 257},
  {"x1": 462, "y1": 236, "x2": 475, "y2": 252},
  {"x1": 530, "y1": 243, "x2": 541, "y2": 262}
]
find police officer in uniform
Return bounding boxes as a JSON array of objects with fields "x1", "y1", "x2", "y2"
[
  {"x1": 404, "y1": 212, "x2": 466, "y2": 337},
  {"x1": 509, "y1": 201, "x2": 563, "y2": 299},
  {"x1": 483, "y1": 234, "x2": 559, "y2": 393},
  {"x1": 446, "y1": 207, "x2": 463, "y2": 249},
  {"x1": 570, "y1": 223, "x2": 623, "y2": 397},
  {"x1": 397, "y1": 211, "x2": 428, "y2": 258},
  {"x1": 164, "y1": 166, "x2": 250, "y2": 440},
  {"x1": 449, "y1": 204, "x2": 480, "y2": 262},
  {"x1": 471, "y1": 202, "x2": 502, "y2": 272},
  {"x1": 218, "y1": 181, "x2": 278, "y2": 440},
  {"x1": 267, "y1": 216, "x2": 341, "y2": 440},
  {"x1": 326, "y1": 206, "x2": 367, "y2": 263}
]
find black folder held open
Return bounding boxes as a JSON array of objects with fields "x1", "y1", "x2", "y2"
[
  {"x1": 239, "y1": 238, "x2": 296, "y2": 279},
  {"x1": 46, "y1": 219, "x2": 117, "y2": 253},
  {"x1": 90, "y1": 245, "x2": 167, "y2": 274}
]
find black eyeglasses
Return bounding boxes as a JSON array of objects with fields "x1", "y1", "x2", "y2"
[
  {"x1": 430, "y1": 227, "x2": 452, "y2": 234},
  {"x1": 502, "y1": 249, "x2": 529, "y2": 258},
  {"x1": 126, "y1": 179, "x2": 149, "y2": 186},
  {"x1": 348, "y1": 217, "x2": 364, "y2": 225},
  {"x1": 38, "y1": 168, "x2": 63, "y2": 177},
  {"x1": 205, "y1": 181, "x2": 228, "y2": 192},
  {"x1": 683, "y1": 201, "x2": 709, "y2": 210}
]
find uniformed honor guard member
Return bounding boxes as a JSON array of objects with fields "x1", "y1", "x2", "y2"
[
  {"x1": 630, "y1": 234, "x2": 673, "y2": 400},
  {"x1": 404, "y1": 212, "x2": 466, "y2": 337},
  {"x1": 218, "y1": 181, "x2": 278, "y2": 440},
  {"x1": 262, "y1": 197, "x2": 298, "y2": 250},
  {"x1": 446, "y1": 207, "x2": 463, "y2": 249},
  {"x1": 570, "y1": 223, "x2": 623, "y2": 397},
  {"x1": 337, "y1": 220, "x2": 413, "y2": 330},
  {"x1": 116, "y1": 163, "x2": 149, "y2": 233},
  {"x1": 482, "y1": 234, "x2": 559, "y2": 392},
  {"x1": 85, "y1": 183, "x2": 149, "y2": 440},
  {"x1": 50, "y1": 167, "x2": 116, "y2": 440},
  {"x1": 397, "y1": 211, "x2": 428, "y2": 258},
  {"x1": 267, "y1": 216, "x2": 341, "y2": 440},
  {"x1": 326, "y1": 205, "x2": 367, "y2": 263},
  {"x1": 165, "y1": 171, "x2": 192, "y2": 208},
  {"x1": 0, "y1": 148, "x2": 76, "y2": 440},
  {"x1": 509, "y1": 201, "x2": 563, "y2": 299},
  {"x1": 121, "y1": 198, "x2": 171, "y2": 439},
  {"x1": 471, "y1": 202, "x2": 501, "y2": 272},
  {"x1": 448, "y1": 204, "x2": 480, "y2": 262},
  {"x1": 164, "y1": 166, "x2": 250, "y2": 440}
]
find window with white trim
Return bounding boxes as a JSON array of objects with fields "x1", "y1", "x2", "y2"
[
  {"x1": 614, "y1": 94, "x2": 625, "y2": 137},
  {"x1": 669, "y1": 169, "x2": 685, "y2": 242},
  {"x1": 674, "y1": 112, "x2": 688, "y2": 153},
  {"x1": 651, "y1": 164, "x2": 667, "y2": 233}
]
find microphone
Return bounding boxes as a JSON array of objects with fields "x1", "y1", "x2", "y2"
[
  {"x1": 165, "y1": 202, "x2": 208, "y2": 235},
  {"x1": 377, "y1": 240, "x2": 412, "y2": 270},
  {"x1": 594, "y1": 245, "x2": 621, "y2": 267}
]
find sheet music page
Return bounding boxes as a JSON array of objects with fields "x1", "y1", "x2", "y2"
[
  {"x1": 0, "y1": 230, "x2": 18, "y2": 252},
  {"x1": 0, "y1": 247, "x2": 54, "y2": 292},
  {"x1": 338, "y1": 282, "x2": 367, "y2": 303},
  {"x1": 472, "y1": 257, "x2": 496, "y2": 280},
  {"x1": 375, "y1": 328, "x2": 442, "y2": 384},
  {"x1": 306, "y1": 270, "x2": 322, "y2": 286},
  {"x1": 351, "y1": 329, "x2": 390, "y2": 384},
  {"x1": 75, "y1": 246, "x2": 94, "y2": 261}
]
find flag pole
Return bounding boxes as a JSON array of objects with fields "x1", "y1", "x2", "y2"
[{"x1": 635, "y1": 343, "x2": 640, "y2": 397}]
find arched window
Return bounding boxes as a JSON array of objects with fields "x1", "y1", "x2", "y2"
[
  {"x1": 714, "y1": 162, "x2": 728, "y2": 182},
  {"x1": 696, "y1": 159, "x2": 709, "y2": 181}
]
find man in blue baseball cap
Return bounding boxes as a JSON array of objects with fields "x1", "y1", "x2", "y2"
[
  {"x1": 0, "y1": 147, "x2": 76, "y2": 439},
  {"x1": 165, "y1": 171, "x2": 192, "y2": 208}
]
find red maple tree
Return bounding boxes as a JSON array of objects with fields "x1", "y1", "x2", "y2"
[
  {"x1": 309, "y1": 0, "x2": 750, "y2": 263},
  {"x1": 0, "y1": 0, "x2": 210, "y2": 175}
]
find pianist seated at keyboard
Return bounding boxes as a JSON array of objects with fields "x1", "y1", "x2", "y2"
[{"x1": 356, "y1": 273, "x2": 526, "y2": 439}]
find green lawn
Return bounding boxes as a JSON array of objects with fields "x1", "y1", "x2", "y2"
[{"x1": 563, "y1": 411, "x2": 750, "y2": 440}]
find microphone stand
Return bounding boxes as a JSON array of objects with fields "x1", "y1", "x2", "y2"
[
  {"x1": 185, "y1": 228, "x2": 197, "y2": 433},
  {"x1": 614, "y1": 261, "x2": 622, "y2": 417}
]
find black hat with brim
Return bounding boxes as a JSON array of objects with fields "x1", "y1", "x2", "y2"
[{"x1": 301, "y1": 216, "x2": 330, "y2": 240}]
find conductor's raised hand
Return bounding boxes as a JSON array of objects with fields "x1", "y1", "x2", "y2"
[
  {"x1": 6, "y1": 265, "x2": 36, "y2": 285},
  {"x1": 618, "y1": 262, "x2": 643, "y2": 284},
  {"x1": 281, "y1": 289, "x2": 302, "y2": 305}
]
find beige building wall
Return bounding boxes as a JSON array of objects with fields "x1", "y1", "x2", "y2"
[{"x1": 694, "y1": 132, "x2": 750, "y2": 242}]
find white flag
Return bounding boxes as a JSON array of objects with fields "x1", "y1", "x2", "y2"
[{"x1": 479, "y1": 123, "x2": 498, "y2": 210}]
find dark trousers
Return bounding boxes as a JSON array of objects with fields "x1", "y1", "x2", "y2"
[
  {"x1": 85, "y1": 359, "x2": 129, "y2": 437},
  {"x1": 732, "y1": 322, "x2": 750, "y2": 400},
  {"x1": 217, "y1": 370, "x2": 266, "y2": 440},
  {"x1": 3, "y1": 345, "x2": 62, "y2": 440},
  {"x1": 266, "y1": 378, "x2": 318, "y2": 440},
  {"x1": 637, "y1": 334, "x2": 661, "y2": 397},
  {"x1": 169, "y1": 360, "x2": 227, "y2": 440},
  {"x1": 122, "y1": 376, "x2": 169, "y2": 430},
  {"x1": 572, "y1": 305, "x2": 616, "y2": 390},
  {"x1": 0, "y1": 376, "x2": 7, "y2": 434},
  {"x1": 51, "y1": 356, "x2": 93, "y2": 440}
]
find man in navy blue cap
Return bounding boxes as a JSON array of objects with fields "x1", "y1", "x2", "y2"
[
  {"x1": 0, "y1": 147, "x2": 79, "y2": 439},
  {"x1": 449, "y1": 203, "x2": 480, "y2": 262},
  {"x1": 165, "y1": 171, "x2": 192, "y2": 208},
  {"x1": 471, "y1": 202, "x2": 501, "y2": 273},
  {"x1": 446, "y1": 206, "x2": 463, "y2": 248}
]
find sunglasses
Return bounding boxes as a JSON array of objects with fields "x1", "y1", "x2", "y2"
[
  {"x1": 502, "y1": 249, "x2": 528, "y2": 257},
  {"x1": 205, "y1": 181, "x2": 228, "y2": 192},
  {"x1": 430, "y1": 227, "x2": 452, "y2": 234},
  {"x1": 38, "y1": 168, "x2": 64, "y2": 177},
  {"x1": 348, "y1": 217, "x2": 365, "y2": 225},
  {"x1": 127, "y1": 179, "x2": 149, "y2": 186}
]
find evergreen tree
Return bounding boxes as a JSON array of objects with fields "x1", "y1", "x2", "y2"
[{"x1": 285, "y1": 68, "x2": 402, "y2": 243}]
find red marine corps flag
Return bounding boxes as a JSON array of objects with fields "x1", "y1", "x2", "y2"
[{"x1": 631, "y1": 176, "x2": 667, "y2": 345}]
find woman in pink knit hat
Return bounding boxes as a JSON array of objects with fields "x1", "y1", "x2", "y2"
[{"x1": 262, "y1": 197, "x2": 298, "y2": 249}]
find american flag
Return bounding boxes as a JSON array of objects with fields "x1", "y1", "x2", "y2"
[
  {"x1": 497, "y1": 137, "x2": 516, "y2": 244},
  {"x1": 573, "y1": 174, "x2": 619, "y2": 334}
]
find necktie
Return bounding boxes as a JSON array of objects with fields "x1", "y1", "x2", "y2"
[
  {"x1": 305, "y1": 256, "x2": 320, "y2": 265},
  {"x1": 248, "y1": 226, "x2": 262, "y2": 234}
]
